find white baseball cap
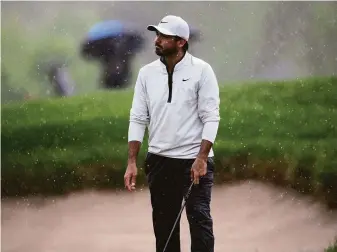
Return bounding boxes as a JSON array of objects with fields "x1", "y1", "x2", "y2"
[{"x1": 147, "y1": 15, "x2": 190, "y2": 41}]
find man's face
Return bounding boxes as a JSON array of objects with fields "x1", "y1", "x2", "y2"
[{"x1": 154, "y1": 31, "x2": 183, "y2": 56}]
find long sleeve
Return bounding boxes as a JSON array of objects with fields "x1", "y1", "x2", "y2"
[
  {"x1": 128, "y1": 68, "x2": 149, "y2": 143},
  {"x1": 198, "y1": 63, "x2": 220, "y2": 143},
  {"x1": 202, "y1": 121, "x2": 219, "y2": 143}
]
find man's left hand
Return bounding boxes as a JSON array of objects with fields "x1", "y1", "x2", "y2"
[{"x1": 190, "y1": 157, "x2": 207, "y2": 185}]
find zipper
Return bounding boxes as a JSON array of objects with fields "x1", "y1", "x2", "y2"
[
  {"x1": 161, "y1": 56, "x2": 174, "y2": 103},
  {"x1": 166, "y1": 65, "x2": 174, "y2": 103},
  {"x1": 161, "y1": 55, "x2": 183, "y2": 103}
]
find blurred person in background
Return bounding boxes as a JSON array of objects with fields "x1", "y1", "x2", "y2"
[
  {"x1": 80, "y1": 20, "x2": 145, "y2": 89},
  {"x1": 46, "y1": 61, "x2": 76, "y2": 96}
]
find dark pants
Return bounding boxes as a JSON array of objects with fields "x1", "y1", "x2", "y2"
[{"x1": 144, "y1": 152, "x2": 215, "y2": 252}]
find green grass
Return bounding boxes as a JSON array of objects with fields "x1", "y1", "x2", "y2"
[
  {"x1": 325, "y1": 238, "x2": 337, "y2": 252},
  {"x1": 2, "y1": 76, "x2": 337, "y2": 208}
]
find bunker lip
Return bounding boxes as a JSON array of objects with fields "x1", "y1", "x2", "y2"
[{"x1": 2, "y1": 180, "x2": 337, "y2": 252}]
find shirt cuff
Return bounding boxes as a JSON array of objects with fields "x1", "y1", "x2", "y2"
[
  {"x1": 202, "y1": 121, "x2": 219, "y2": 143},
  {"x1": 128, "y1": 121, "x2": 146, "y2": 142}
]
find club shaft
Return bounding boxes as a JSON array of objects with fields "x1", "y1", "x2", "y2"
[{"x1": 162, "y1": 181, "x2": 194, "y2": 252}]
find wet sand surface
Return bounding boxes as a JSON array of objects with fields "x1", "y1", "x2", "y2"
[{"x1": 2, "y1": 180, "x2": 337, "y2": 252}]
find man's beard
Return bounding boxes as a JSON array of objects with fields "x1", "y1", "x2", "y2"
[{"x1": 155, "y1": 45, "x2": 178, "y2": 57}]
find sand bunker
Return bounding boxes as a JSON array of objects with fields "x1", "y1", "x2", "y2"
[{"x1": 2, "y1": 180, "x2": 337, "y2": 252}]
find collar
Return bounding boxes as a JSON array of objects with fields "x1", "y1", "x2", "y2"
[{"x1": 160, "y1": 51, "x2": 191, "y2": 73}]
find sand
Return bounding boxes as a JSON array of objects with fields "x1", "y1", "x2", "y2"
[{"x1": 2, "y1": 180, "x2": 337, "y2": 252}]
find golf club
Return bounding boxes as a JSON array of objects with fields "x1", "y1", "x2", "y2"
[{"x1": 162, "y1": 180, "x2": 195, "y2": 252}]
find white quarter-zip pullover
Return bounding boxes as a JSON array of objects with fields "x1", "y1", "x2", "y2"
[{"x1": 128, "y1": 52, "x2": 220, "y2": 159}]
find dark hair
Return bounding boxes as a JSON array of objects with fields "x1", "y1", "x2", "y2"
[
  {"x1": 183, "y1": 41, "x2": 189, "y2": 52},
  {"x1": 174, "y1": 36, "x2": 188, "y2": 52}
]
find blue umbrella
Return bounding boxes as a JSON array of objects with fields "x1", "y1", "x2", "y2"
[
  {"x1": 86, "y1": 20, "x2": 142, "y2": 41},
  {"x1": 86, "y1": 20, "x2": 124, "y2": 41},
  {"x1": 81, "y1": 20, "x2": 145, "y2": 59}
]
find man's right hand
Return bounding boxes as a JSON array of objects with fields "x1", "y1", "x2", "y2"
[{"x1": 124, "y1": 163, "x2": 138, "y2": 192}]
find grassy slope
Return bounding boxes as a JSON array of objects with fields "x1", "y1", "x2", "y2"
[
  {"x1": 325, "y1": 239, "x2": 337, "y2": 252},
  {"x1": 2, "y1": 77, "x2": 337, "y2": 207}
]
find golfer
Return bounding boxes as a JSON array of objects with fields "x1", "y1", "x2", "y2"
[{"x1": 124, "y1": 15, "x2": 220, "y2": 252}]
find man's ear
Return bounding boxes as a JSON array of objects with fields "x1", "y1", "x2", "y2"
[{"x1": 179, "y1": 39, "x2": 187, "y2": 48}]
